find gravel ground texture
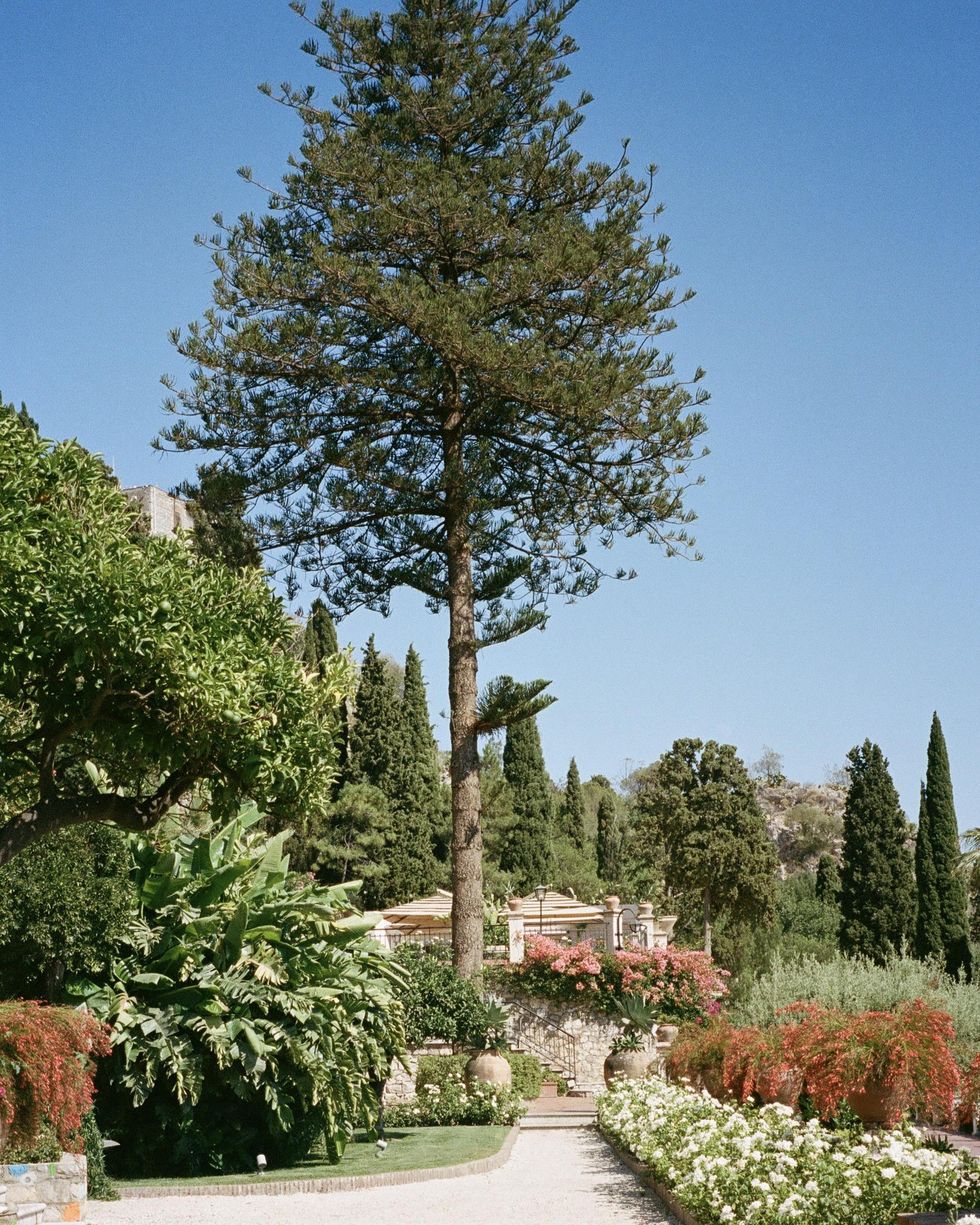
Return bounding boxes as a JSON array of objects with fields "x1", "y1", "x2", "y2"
[{"x1": 88, "y1": 1127, "x2": 678, "y2": 1225}]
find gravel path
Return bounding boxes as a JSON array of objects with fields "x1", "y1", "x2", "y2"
[{"x1": 88, "y1": 1128, "x2": 677, "y2": 1225}]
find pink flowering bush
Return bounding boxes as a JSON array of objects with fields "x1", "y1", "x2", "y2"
[{"x1": 499, "y1": 936, "x2": 727, "y2": 1021}]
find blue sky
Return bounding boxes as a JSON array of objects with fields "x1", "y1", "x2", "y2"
[{"x1": 2, "y1": 1, "x2": 978, "y2": 823}]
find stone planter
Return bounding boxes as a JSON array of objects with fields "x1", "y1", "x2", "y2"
[
  {"x1": 465, "y1": 1051, "x2": 512, "y2": 1087},
  {"x1": 603, "y1": 1050, "x2": 650, "y2": 1087},
  {"x1": 846, "y1": 1082, "x2": 902, "y2": 1127},
  {"x1": 2, "y1": 1153, "x2": 86, "y2": 1223},
  {"x1": 658, "y1": 1025, "x2": 679, "y2": 1046}
]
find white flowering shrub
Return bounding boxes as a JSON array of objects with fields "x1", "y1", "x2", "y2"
[
  {"x1": 598, "y1": 1076, "x2": 980, "y2": 1224},
  {"x1": 384, "y1": 1069, "x2": 525, "y2": 1127}
]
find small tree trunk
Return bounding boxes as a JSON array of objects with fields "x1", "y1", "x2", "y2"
[
  {"x1": 444, "y1": 400, "x2": 484, "y2": 980},
  {"x1": 703, "y1": 887, "x2": 712, "y2": 956}
]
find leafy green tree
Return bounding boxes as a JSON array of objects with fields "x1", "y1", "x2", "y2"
[
  {"x1": 839, "y1": 740, "x2": 916, "y2": 962},
  {"x1": 596, "y1": 793, "x2": 622, "y2": 883},
  {"x1": 0, "y1": 391, "x2": 38, "y2": 433},
  {"x1": 78, "y1": 806, "x2": 405, "y2": 1175},
  {"x1": 560, "y1": 758, "x2": 586, "y2": 849},
  {"x1": 914, "y1": 781, "x2": 942, "y2": 961},
  {"x1": 176, "y1": 463, "x2": 262, "y2": 572},
  {"x1": 161, "y1": 0, "x2": 708, "y2": 976},
  {"x1": 391, "y1": 945, "x2": 486, "y2": 1049},
  {"x1": 0, "y1": 415, "x2": 352, "y2": 866},
  {"x1": 815, "y1": 854, "x2": 841, "y2": 907},
  {"x1": 500, "y1": 712, "x2": 554, "y2": 893},
  {"x1": 632, "y1": 739, "x2": 777, "y2": 955},
  {"x1": 0, "y1": 825, "x2": 133, "y2": 1001},
  {"x1": 922, "y1": 713, "x2": 971, "y2": 979},
  {"x1": 313, "y1": 782, "x2": 393, "y2": 909}
]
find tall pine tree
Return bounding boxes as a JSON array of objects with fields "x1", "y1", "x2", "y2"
[
  {"x1": 914, "y1": 781, "x2": 942, "y2": 961},
  {"x1": 923, "y1": 713, "x2": 971, "y2": 979},
  {"x1": 162, "y1": 0, "x2": 709, "y2": 976},
  {"x1": 596, "y1": 793, "x2": 621, "y2": 883},
  {"x1": 501, "y1": 714, "x2": 554, "y2": 894},
  {"x1": 839, "y1": 740, "x2": 916, "y2": 961},
  {"x1": 560, "y1": 758, "x2": 586, "y2": 849}
]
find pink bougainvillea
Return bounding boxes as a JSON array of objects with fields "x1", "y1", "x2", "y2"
[{"x1": 501, "y1": 935, "x2": 727, "y2": 1021}]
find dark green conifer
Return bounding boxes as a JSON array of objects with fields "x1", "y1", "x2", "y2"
[
  {"x1": 839, "y1": 740, "x2": 916, "y2": 961},
  {"x1": 303, "y1": 598, "x2": 339, "y2": 674},
  {"x1": 560, "y1": 758, "x2": 586, "y2": 850},
  {"x1": 348, "y1": 637, "x2": 403, "y2": 793},
  {"x1": 596, "y1": 793, "x2": 622, "y2": 883},
  {"x1": 815, "y1": 854, "x2": 841, "y2": 907},
  {"x1": 501, "y1": 715, "x2": 554, "y2": 894},
  {"x1": 394, "y1": 645, "x2": 443, "y2": 891},
  {"x1": 178, "y1": 463, "x2": 262, "y2": 572},
  {"x1": 914, "y1": 781, "x2": 942, "y2": 961},
  {"x1": 924, "y1": 713, "x2": 971, "y2": 979}
]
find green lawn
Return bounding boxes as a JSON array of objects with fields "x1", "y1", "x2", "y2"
[{"x1": 116, "y1": 1126, "x2": 511, "y2": 1188}]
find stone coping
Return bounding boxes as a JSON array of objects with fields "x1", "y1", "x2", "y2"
[{"x1": 119, "y1": 1124, "x2": 520, "y2": 1198}]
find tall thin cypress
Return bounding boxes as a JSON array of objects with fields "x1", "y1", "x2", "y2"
[
  {"x1": 560, "y1": 758, "x2": 586, "y2": 849},
  {"x1": 596, "y1": 793, "x2": 621, "y2": 883},
  {"x1": 303, "y1": 598, "x2": 339, "y2": 673},
  {"x1": 501, "y1": 716, "x2": 554, "y2": 894},
  {"x1": 395, "y1": 645, "x2": 443, "y2": 893},
  {"x1": 839, "y1": 740, "x2": 916, "y2": 961},
  {"x1": 924, "y1": 713, "x2": 971, "y2": 979},
  {"x1": 348, "y1": 637, "x2": 403, "y2": 793},
  {"x1": 914, "y1": 781, "x2": 942, "y2": 960}
]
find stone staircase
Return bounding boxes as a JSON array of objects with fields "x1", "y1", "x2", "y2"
[{"x1": 503, "y1": 998, "x2": 579, "y2": 1090}]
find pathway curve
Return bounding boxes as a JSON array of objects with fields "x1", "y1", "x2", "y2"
[{"x1": 88, "y1": 1128, "x2": 678, "y2": 1225}]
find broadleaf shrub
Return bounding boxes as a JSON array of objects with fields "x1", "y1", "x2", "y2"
[
  {"x1": 416, "y1": 1052, "x2": 544, "y2": 1100},
  {"x1": 392, "y1": 945, "x2": 487, "y2": 1048},
  {"x1": 75, "y1": 809, "x2": 406, "y2": 1175}
]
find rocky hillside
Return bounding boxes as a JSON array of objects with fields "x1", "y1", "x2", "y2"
[{"x1": 754, "y1": 780, "x2": 846, "y2": 874}]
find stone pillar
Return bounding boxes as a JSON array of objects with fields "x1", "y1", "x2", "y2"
[
  {"x1": 635, "y1": 901, "x2": 656, "y2": 949},
  {"x1": 506, "y1": 897, "x2": 525, "y2": 963},
  {"x1": 603, "y1": 895, "x2": 620, "y2": 952}
]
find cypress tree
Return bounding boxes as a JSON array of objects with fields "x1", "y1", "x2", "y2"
[
  {"x1": 501, "y1": 715, "x2": 554, "y2": 894},
  {"x1": 815, "y1": 854, "x2": 841, "y2": 907},
  {"x1": 303, "y1": 598, "x2": 339, "y2": 674},
  {"x1": 395, "y1": 645, "x2": 443, "y2": 892},
  {"x1": 348, "y1": 637, "x2": 403, "y2": 792},
  {"x1": 560, "y1": 758, "x2": 586, "y2": 850},
  {"x1": 596, "y1": 793, "x2": 621, "y2": 883},
  {"x1": 914, "y1": 781, "x2": 942, "y2": 961},
  {"x1": 924, "y1": 713, "x2": 972, "y2": 979},
  {"x1": 839, "y1": 740, "x2": 916, "y2": 961}
]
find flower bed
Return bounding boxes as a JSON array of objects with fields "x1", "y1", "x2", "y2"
[
  {"x1": 384, "y1": 1067, "x2": 525, "y2": 1127},
  {"x1": 497, "y1": 936, "x2": 727, "y2": 1021},
  {"x1": 598, "y1": 1076, "x2": 980, "y2": 1225}
]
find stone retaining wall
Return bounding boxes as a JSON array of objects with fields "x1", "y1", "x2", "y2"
[
  {"x1": 383, "y1": 1044, "x2": 455, "y2": 1107},
  {"x1": 2, "y1": 1155, "x2": 86, "y2": 1223},
  {"x1": 497, "y1": 990, "x2": 666, "y2": 1094}
]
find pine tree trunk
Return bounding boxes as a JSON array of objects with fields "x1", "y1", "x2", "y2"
[
  {"x1": 703, "y1": 887, "x2": 712, "y2": 956},
  {"x1": 444, "y1": 399, "x2": 484, "y2": 980}
]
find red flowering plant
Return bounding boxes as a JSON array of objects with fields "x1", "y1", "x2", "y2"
[
  {"x1": 0, "y1": 1001, "x2": 111, "y2": 1152},
  {"x1": 782, "y1": 999, "x2": 960, "y2": 1127},
  {"x1": 664, "y1": 1016, "x2": 736, "y2": 1099},
  {"x1": 500, "y1": 935, "x2": 727, "y2": 1022},
  {"x1": 720, "y1": 1023, "x2": 802, "y2": 1106},
  {"x1": 957, "y1": 1051, "x2": 980, "y2": 1129}
]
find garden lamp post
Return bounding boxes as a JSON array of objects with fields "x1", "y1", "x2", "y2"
[{"x1": 534, "y1": 884, "x2": 547, "y2": 934}]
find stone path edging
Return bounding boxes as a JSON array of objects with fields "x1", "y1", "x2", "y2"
[
  {"x1": 118, "y1": 1125, "x2": 520, "y2": 1199},
  {"x1": 600, "y1": 1127, "x2": 702, "y2": 1225}
]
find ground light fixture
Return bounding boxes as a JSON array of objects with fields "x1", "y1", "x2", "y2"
[
  {"x1": 534, "y1": 884, "x2": 547, "y2": 934},
  {"x1": 256, "y1": 1153, "x2": 267, "y2": 1175},
  {"x1": 376, "y1": 1138, "x2": 388, "y2": 1157}
]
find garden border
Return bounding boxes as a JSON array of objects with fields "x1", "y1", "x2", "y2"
[
  {"x1": 600, "y1": 1126, "x2": 704, "y2": 1225},
  {"x1": 117, "y1": 1124, "x2": 520, "y2": 1198}
]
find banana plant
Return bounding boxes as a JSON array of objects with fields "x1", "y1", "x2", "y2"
[{"x1": 73, "y1": 805, "x2": 406, "y2": 1173}]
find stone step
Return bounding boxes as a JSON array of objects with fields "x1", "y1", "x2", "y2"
[{"x1": 0, "y1": 1204, "x2": 45, "y2": 1225}]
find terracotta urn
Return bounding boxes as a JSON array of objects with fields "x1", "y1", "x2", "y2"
[
  {"x1": 759, "y1": 1069, "x2": 803, "y2": 1109},
  {"x1": 465, "y1": 1051, "x2": 512, "y2": 1087},
  {"x1": 603, "y1": 1050, "x2": 650, "y2": 1087},
  {"x1": 658, "y1": 1024, "x2": 679, "y2": 1046},
  {"x1": 846, "y1": 1082, "x2": 902, "y2": 1127}
]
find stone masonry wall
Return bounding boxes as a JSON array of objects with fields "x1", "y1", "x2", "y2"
[
  {"x1": 2, "y1": 1154, "x2": 86, "y2": 1222},
  {"x1": 498, "y1": 989, "x2": 667, "y2": 1095}
]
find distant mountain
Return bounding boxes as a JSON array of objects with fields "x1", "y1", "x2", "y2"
[{"x1": 754, "y1": 780, "x2": 846, "y2": 874}]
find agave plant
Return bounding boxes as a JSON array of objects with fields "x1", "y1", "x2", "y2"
[
  {"x1": 468, "y1": 1001, "x2": 511, "y2": 1055},
  {"x1": 611, "y1": 994, "x2": 657, "y2": 1054},
  {"x1": 73, "y1": 805, "x2": 406, "y2": 1175}
]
